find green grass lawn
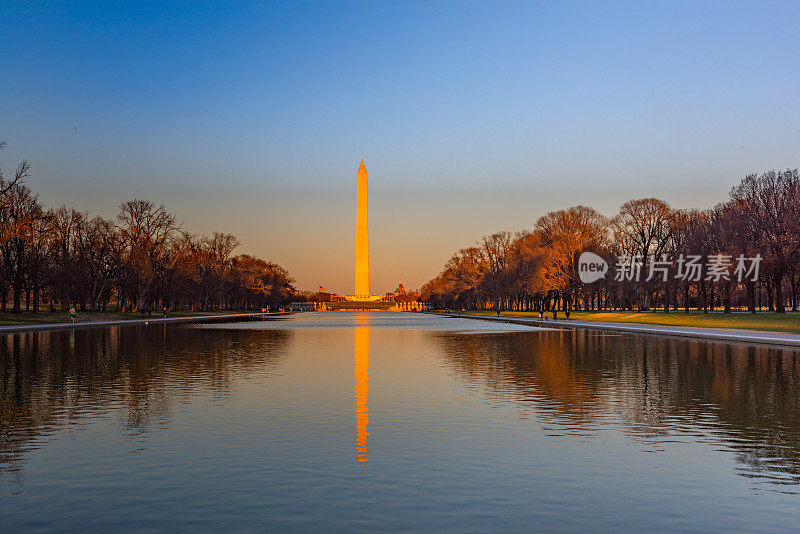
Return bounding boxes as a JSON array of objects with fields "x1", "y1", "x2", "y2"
[
  {"x1": 0, "y1": 310, "x2": 251, "y2": 327},
  {"x1": 463, "y1": 309, "x2": 800, "y2": 335}
]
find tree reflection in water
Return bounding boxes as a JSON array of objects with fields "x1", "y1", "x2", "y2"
[
  {"x1": 434, "y1": 329, "x2": 800, "y2": 490},
  {"x1": 0, "y1": 324, "x2": 290, "y2": 481}
]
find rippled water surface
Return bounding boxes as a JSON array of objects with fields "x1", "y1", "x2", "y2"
[{"x1": 2, "y1": 312, "x2": 800, "y2": 531}]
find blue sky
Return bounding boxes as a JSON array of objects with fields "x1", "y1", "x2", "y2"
[{"x1": 1, "y1": 1, "x2": 799, "y2": 292}]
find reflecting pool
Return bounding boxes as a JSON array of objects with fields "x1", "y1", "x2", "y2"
[{"x1": 2, "y1": 312, "x2": 800, "y2": 531}]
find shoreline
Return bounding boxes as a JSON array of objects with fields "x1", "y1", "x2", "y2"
[
  {"x1": 434, "y1": 312, "x2": 800, "y2": 348},
  {"x1": 0, "y1": 312, "x2": 290, "y2": 335}
]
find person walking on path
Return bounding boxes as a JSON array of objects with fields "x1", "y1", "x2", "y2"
[
  {"x1": 544, "y1": 310, "x2": 549, "y2": 321},
  {"x1": 553, "y1": 310, "x2": 558, "y2": 321},
  {"x1": 69, "y1": 307, "x2": 76, "y2": 324},
  {"x1": 538, "y1": 311, "x2": 542, "y2": 321},
  {"x1": 565, "y1": 309, "x2": 570, "y2": 320},
  {"x1": 497, "y1": 308, "x2": 501, "y2": 318}
]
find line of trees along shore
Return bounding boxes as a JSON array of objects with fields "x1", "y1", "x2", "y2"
[
  {"x1": 0, "y1": 144, "x2": 296, "y2": 313},
  {"x1": 421, "y1": 169, "x2": 800, "y2": 314}
]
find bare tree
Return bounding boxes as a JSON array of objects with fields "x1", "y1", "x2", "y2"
[
  {"x1": 48, "y1": 206, "x2": 85, "y2": 309},
  {"x1": 478, "y1": 231, "x2": 514, "y2": 309},
  {"x1": 0, "y1": 183, "x2": 45, "y2": 312},
  {"x1": 75, "y1": 216, "x2": 122, "y2": 311},
  {"x1": 536, "y1": 206, "x2": 608, "y2": 310},
  {"x1": 116, "y1": 199, "x2": 181, "y2": 311},
  {"x1": 729, "y1": 170, "x2": 800, "y2": 313}
]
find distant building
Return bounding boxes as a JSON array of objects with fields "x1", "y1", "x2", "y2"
[{"x1": 288, "y1": 302, "x2": 319, "y2": 311}]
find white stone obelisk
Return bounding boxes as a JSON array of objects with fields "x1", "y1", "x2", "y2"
[{"x1": 355, "y1": 159, "x2": 369, "y2": 297}]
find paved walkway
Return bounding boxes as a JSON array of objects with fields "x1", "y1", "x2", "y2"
[
  {"x1": 439, "y1": 313, "x2": 800, "y2": 348},
  {"x1": 0, "y1": 312, "x2": 289, "y2": 335}
]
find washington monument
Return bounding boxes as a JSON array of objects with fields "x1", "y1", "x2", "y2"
[{"x1": 355, "y1": 159, "x2": 370, "y2": 297}]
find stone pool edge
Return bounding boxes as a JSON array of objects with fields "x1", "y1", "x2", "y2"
[
  {"x1": 0, "y1": 312, "x2": 291, "y2": 335},
  {"x1": 431, "y1": 312, "x2": 800, "y2": 348}
]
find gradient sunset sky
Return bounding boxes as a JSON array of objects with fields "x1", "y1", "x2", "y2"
[{"x1": 2, "y1": 1, "x2": 798, "y2": 294}]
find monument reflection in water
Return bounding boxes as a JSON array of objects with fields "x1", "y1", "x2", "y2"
[{"x1": 354, "y1": 322, "x2": 370, "y2": 470}]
